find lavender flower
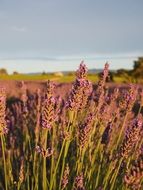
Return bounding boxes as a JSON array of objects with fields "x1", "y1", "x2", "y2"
[
  {"x1": 61, "y1": 164, "x2": 70, "y2": 189},
  {"x1": 94, "y1": 63, "x2": 109, "y2": 111},
  {"x1": 66, "y1": 62, "x2": 92, "y2": 111},
  {"x1": 124, "y1": 153, "x2": 143, "y2": 190},
  {"x1": 119, "y1": 84, "x2": 137, "y2": 112},
  {"x1": 41, "y1": 81, "x2": 56, "y2": 130},
  {"x1": 21, "y1": 81, "x2": 28, "y2": 114},
  {"x1": 120, "y1": 118, "x2": 142, "y2": 159},
  {"x1": 76, "y1": 61, "x2": 88, "y2": 79},
  {"x1": 73, "y1": 173, "x2": 85, "y2": 190},
  {"x1": 78, "y1": 113, "x2": 94, "y2": 148},
  {"x1": 19, "y1": 158, "x2": 24, "y2": 183},
  {"x1": 0, "y1": 88, "x2": 8, "y2": 135}
]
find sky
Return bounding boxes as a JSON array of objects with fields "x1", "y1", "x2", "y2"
[{"x1": 0, "y1": 0, "x2": 143, "y2": 73}]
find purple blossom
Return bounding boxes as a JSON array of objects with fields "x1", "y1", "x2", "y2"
[
  {"x1": 119, "y1": 84, "x2": 137, "y2": 112},
  {"x1": 0, "y1": 88, "x2": 8, "y2": 135},
  {"x1": 120, "y1": 117, "x2": 142, "y2": 158},
  {"x1": 74, "y1": 173, "x2": 85, "y2": 190},
  {"x1": 78, "y1": 113, "x2": 94, "y2": 148},
  {"x1": 94, "y1": 63, "x2": 109, "y2": 111},
  {"x1": 66, "y1": 62, "x2": 93, "y2": 111},
  {"x1": 41, "y1": 81, "x2": 57, "y2": 130},
  {"x1": 41, "y1": 96, "x2": 56, "y2": 130},
  {"x1": 76, "y1": 61, "x2": 88, "y2": 79}
]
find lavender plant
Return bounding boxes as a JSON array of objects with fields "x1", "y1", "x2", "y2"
[{"x1": 0, "y1": 62, "x2": 143, "y2": 190}]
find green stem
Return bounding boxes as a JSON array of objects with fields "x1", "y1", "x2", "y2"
[
  {"x1": 110, "y1": 158, "x2": 123, "y2": 190},
  {"x1": 17, "y1": 182, "x2": 21, "y2": 190},
  {"x1": 103, "y1": 160, "x2": 117, "y2": 190},
  {"x1": 95, "y1": 146, "x2": 104, "y2": 188},
  {"x1": 137, "y1": 105, "x2": 142, "y2": 116},
  {"x1": 115, "y1": 114, "x2": 128, "y2": 151},
  {"x1": 43, "y1": 130, "x2": 48, "y2": 190},
  {"x1": 59, "y1": 141, "x2": 70, "y2": 190},
  {"x1": 49, "y1": 140, "x2": 66, "y2": 190},
  {"x1": 50, "y1": 125, "x2": 57, "y2": 189}
]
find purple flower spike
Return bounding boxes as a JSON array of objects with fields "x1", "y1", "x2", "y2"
[
  {"x1": 0, "y1": 88, "x2": 7, "y2": 135},
  {"x1": 66, "y1": 62, "x2": 93, "y2": 111},
  {"x1": 120, "y1": 117, "x2": 142, "y2": 159},
  {"x1": 41, "y1": 81, "x2": 57, "y2": 130},
  {"x1": 76, "y1": 61, "x2": 88, "y2": 79}
]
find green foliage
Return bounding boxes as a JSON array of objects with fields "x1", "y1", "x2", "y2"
[
  {"x1": 132, "y1": 57, "x2": 143, "y2": 82},
  {"x1": 0, "y1": 68, "x2": 8, "y2": 75},
  {"x1": 114, "y1": 57, "x2": 143, "y2": 84},
  {"x1": 13, "y1": 71, "x2": 19, "y2": 75}
]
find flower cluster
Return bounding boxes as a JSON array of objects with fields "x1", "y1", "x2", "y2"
[
  {"x1": 19, "y1": 158, "x2": 24, "y2": 183},
  {"x1": 0, "y1": 88, "x2": 8, "y2": 135},
  {"x1": 21, "y1": 81, "x2": 28, "y2": 114},
  {"x1": 119, "y1": 85, "x2": 137, "y2": 112},
  {"x1": 124, "y1": 154, "x2": 143, "y2": 189},
  {"x1": 78, "y1": 113, "x2": 94, "y2": 148},
  {"x1": 94, "y1": 63, "x2": 109, "y2": 111},
  {"x1": 41, "y1": 81, "x2": 56, "y2": 129},
  {"x1": 73, "y1": 173, "x2": 85, "y2": 190},
  {"x1": 61, "y1": 164, "x2": 70, "y2": 189},
  {"x1": 76, "y1": 61, "x2": 88, "y2": 79},
  {"x1": 67, "y1": 62, "x2": 92, "y2": 111},
  {"x1": 120, "y1": 118, "x2": 142, "y2": 158}
]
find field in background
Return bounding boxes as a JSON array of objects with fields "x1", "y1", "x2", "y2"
[
  {"x1": 0, "y1": 73, "x2": 127, "y2": 83},
  {"x1": 2, "y1": 57, "x2": 143, "y2": 84}
]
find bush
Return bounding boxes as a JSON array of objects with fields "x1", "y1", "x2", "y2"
[{"x1": 0, "y1": 68, "x2": 8, "y2": 75}]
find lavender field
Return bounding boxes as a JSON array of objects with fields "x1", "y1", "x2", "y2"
[{"x1": 0, "y1": 63, "x2": 143, "y2": 190}]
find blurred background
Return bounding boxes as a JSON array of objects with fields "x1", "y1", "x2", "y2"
[{"x1": 0, "y1": 0, "x2": 143, "y2": 83}]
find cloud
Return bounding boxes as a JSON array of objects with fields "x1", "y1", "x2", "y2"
[{"x1": 11, "y1": 26, "x2": 27, "y2": 32}]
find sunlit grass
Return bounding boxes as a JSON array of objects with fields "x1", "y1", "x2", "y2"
[{"x1": 0, "y1": 73, "x2": 99, "y2": 83}]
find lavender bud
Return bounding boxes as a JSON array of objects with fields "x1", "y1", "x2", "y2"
[
  {"x1": 73, "y1": 173, "x2": 85, "y2": 190},
  {"x1": 78, "y1": 113, "x2": 94, "y2": 148},
  {"x1": 0, "y1": 88, "x2": 8, "y2": 135},
  {"x1": 41, "y1": 82, "x2": 56, "y2": 130},
  {"x1": 61, "y1": 164, "x2": 70, "y2": 189},
  {"x1": 120, "y1": 118, "x2": 142, "y2": 159}
]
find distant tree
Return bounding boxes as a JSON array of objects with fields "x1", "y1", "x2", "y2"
[
  {"x1": 132, "y1": 57, "x2": 143, "y2": 78},
  {"x1": 116, "y1": 69, "x2": 128, "y2": 76},
  {"x1": 42, "y1": 71, "x2": 46, "y2": 75},
  {"x1": 0, "y1": 68, "x2": 8, "y2": 75},
  {"x1": 13, "y1": 71, "x2": 19, "y2": 75},
  {"x1": 67, "y1": 72, "x2": 74, "y2": 76},
  {"x1": 115, "y1": 57, "x2": 143, "y2": 83},
  {"x1": 108, "y1": 71, "x2": 114, "y2": 82}
]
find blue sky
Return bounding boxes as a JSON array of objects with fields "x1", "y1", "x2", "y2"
[{"x1": 0, "y1": 0, "x2": 143, "y2": 73}]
